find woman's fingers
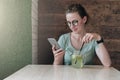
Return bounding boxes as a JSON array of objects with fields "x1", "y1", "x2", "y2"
[
  {"x1": 54, "y1": 48, "x2": 63, "y2": 54},
  {"x1": 82, "y1": 33, "x2": 94, "y2": 43},
  {"x1": 52, "y1": 45, "x2": 63, "y2": 55},
  {"x1": 52, "y1": 45, "x2": 56, "y2": 51},
  {"x1": 54, "y1": 50, "x2": 65, "y2": 57}
]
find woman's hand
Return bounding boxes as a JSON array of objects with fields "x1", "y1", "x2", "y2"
[
  {"x1": 52, "y1": 45, "x2": 65, "y2": 65},
  {"x1": 82, "y1": 33, "x2": 101, "y2": 43},
  {"x1": 83, "y1": 33, "x2": 111, "y2": 67}
]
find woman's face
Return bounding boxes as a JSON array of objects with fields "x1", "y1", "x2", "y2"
[{"x1": 66, "y1": 12, "x2": 87, "y2": 34}]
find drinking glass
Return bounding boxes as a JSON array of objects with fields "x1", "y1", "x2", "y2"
[{"x1": 71, "y1": 51, "x2": 84, "y2": 68}]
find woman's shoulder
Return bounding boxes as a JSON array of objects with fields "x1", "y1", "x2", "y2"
[
  {"x1": 86, "y1": 39, "x2": 97, "y2": 47},
  {"x1": 58, "y1": 33, "x2": 70, "y2": 49},
  {"x1": 61, "y1": 33, "x2": 70, "y2": 36},
  {"x1": 88, "y1": 39, "x2": 97, "y2": 45},
  {"x1": 60, "y1": 33, "x2": 70, "y2": 39}
]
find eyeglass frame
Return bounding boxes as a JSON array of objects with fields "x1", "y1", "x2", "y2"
[{"x1": 66, "y1": 20, "x2": 79, "y2": 27}]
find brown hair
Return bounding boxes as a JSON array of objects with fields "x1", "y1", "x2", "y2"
[{"x1": 66, "y1": 3, "x2": 89, "y2": 24}]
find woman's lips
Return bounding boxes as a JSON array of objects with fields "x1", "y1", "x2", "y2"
[{"x1": 73, "y1": 28, "x2": 78, "y2": 31}]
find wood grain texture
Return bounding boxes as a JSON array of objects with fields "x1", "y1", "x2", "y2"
[{"x1": 37, "y1": 0, "x2": 120, "y2": 70}]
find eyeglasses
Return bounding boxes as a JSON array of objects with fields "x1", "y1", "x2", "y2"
[{"x1": 67, "y1": 20, "x2": 78, "y2": 27}]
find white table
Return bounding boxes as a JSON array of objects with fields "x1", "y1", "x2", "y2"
[{"x1": 4, "y1": 65, "x2": 120, "y2": 80}]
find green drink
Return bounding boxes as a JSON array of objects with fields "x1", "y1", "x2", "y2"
[{"x1": 71, "y1": 52, "x2": 84, "y2": 68}]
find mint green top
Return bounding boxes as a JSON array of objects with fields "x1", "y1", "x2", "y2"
[{"x1": 58, "y1": 33, "x2": 98, "y2": 65}]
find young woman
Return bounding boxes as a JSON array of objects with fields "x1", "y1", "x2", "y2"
[{"x1": 52, "y1": 3, "x2": 111, "y2": 67}]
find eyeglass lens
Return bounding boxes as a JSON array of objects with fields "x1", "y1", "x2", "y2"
[{"x1": 67, "y1": 20, "x2": 78, "y2": 27}]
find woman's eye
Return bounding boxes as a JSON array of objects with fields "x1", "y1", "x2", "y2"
[{"x1": 72, "y1": 20, "x2": 78, "y2": 26}]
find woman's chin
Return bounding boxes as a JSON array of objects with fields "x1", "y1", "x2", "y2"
[{"x1": 73, "y1": 31, "x2": 79, "y2": 34}]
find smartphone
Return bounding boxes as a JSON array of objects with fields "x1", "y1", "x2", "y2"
[{"x1": 48, "y1": 38, "x2": 61, "y2": 50}]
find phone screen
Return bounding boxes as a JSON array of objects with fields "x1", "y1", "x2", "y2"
[{"x1": 48, "y1": 38, "x2": 61, "y2": 50}]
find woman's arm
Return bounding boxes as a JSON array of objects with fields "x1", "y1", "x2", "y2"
[
  {"x1": 95, "y1": 43, "x2": 111, "y2": 67},
  {"x1": 52, "y1": 45, "x2": 65, "y2": 65},
  {"x1": 52, "y1": 34, "x2": 66, "y2": 65},
  {"x1": 82, "y1": 33, "x2": 111, "y2": 67}
]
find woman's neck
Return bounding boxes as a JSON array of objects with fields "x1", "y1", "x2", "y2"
[{"x1": 72, "y1": 30, "x2": 86, "y2": 40}]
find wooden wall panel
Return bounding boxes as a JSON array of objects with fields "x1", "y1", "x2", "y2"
[
  {"x1": 37, "y1": 0, "x2": 120, "y2": 70},
  {"x1": 101, "y1": 26, "x2": 120, "y2": 39},
  {"x1": 38, "y1": 14, "x2": 66, "y2": 25},
  {"x1": 32, "y1": 0, "x2": 38, "y2": 64}
]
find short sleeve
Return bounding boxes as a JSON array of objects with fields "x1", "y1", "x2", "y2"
[
  {"x1": 94, "y1": 40, "x2": 99, "y2": 50},
  {"x1": 58, "y1": 35, "x2": 66, "y2": 50}
]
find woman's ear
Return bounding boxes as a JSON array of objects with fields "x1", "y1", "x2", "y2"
[{"x1": 83, "y1": 16, "x2": 87, "y2": 24}]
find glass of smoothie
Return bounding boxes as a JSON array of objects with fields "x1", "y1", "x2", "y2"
[{"x1": 71, "y1": 51, "x2": 84, "y2": 68}]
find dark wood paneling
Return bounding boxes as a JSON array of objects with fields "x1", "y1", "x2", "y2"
[
  {"x1": 38, "y1": 0, "x2": 120, "y2": 70},
  {"x1": 38, "y1": 0, "x2": 65, "y2": 13},
  {"x1": 38, "y1": 25, "x2": 70, "y2": 39},
  {"x1": 104, "y1": 40, "x2": 120, "y2": 52},
  {"x1": 38, "y1": 14, "x2": 66, "y2": 25},
  {"x1": 101, "y1": 26, "x2": 120, "y2": 39},
  {"x1": 38, "y1": 37, "x2": 54, "y2": 64},
  {"x1": 110, "y1": 51, "x2": 120, "y2": 70}
]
